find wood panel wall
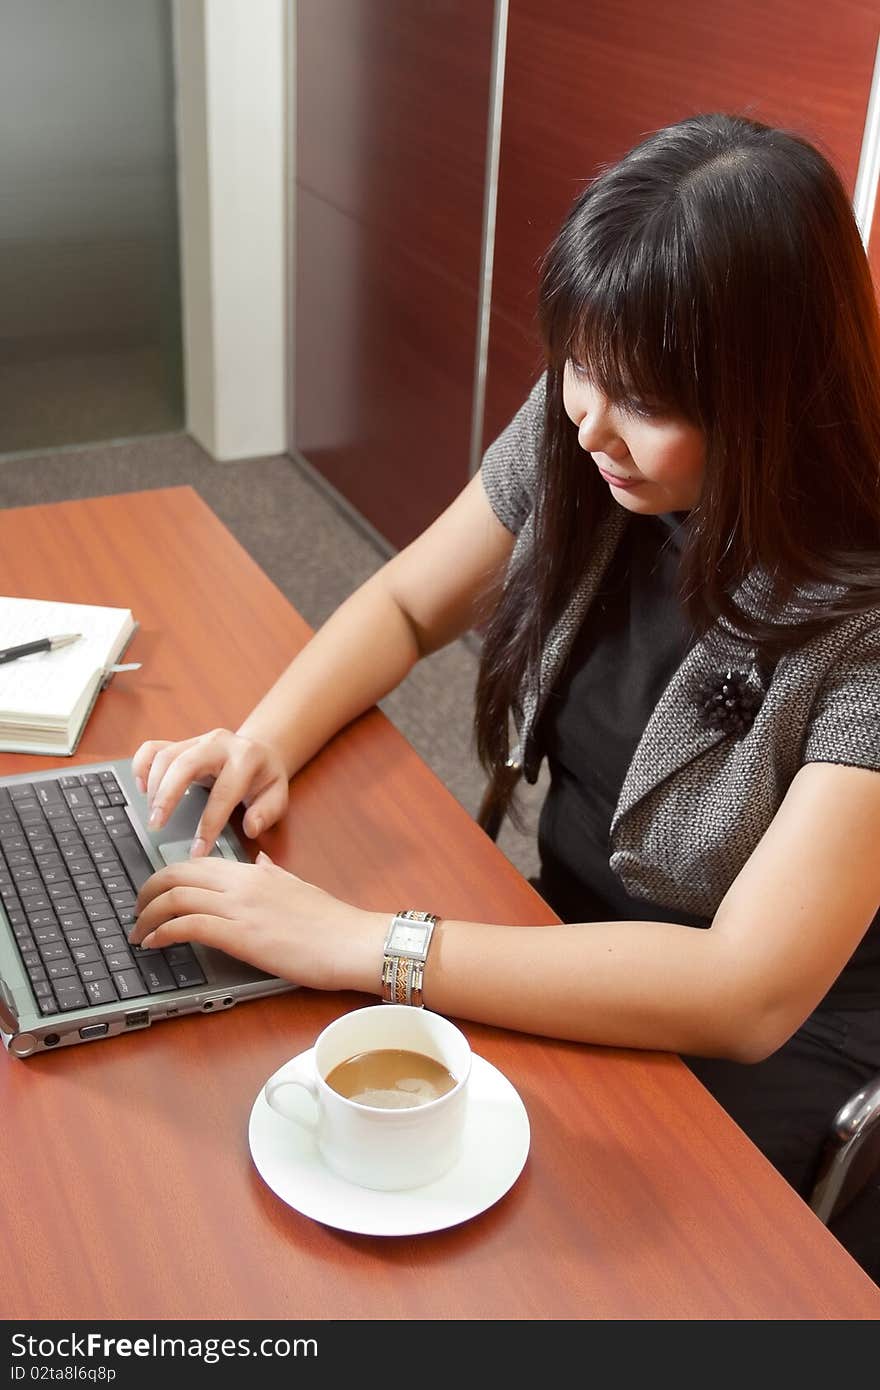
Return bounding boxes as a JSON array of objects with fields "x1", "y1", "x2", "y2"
[
  {"x1": 294, "y1": 0, "x2": 494, "y2": 550},
  {"x1": 294, "y1": 3, "x2": 878, "y2": 547},
  {"x1": 483, "y1": 0, "x2": 880, "y2": 447}
]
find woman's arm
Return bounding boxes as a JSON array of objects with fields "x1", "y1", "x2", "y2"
[
  {"x1": 131, "y1": 762, "x2": 880, "y2": 1063},
  {"x1": 135, "y1": 472, "x2": 515, "y2": 848},
  {"x1": 238, "y1": 470, "x2": 514, "y2": 777}
]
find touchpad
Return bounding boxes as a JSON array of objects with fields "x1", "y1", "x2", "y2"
[{"x1": 158, "y1": 839, "x2": 226, "y2": 866}]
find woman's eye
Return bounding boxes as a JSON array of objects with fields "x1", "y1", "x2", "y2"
[{"x1": 619, "y1": 397, "x2": 663, "y2": 420}]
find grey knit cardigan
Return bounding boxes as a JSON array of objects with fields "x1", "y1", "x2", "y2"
[{"x1": 480, "y1": 375, "x2": 880, "y2": 920}]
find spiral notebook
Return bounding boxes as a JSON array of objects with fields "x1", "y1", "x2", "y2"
[{"x1": 0, "y1": 597, "x2": 138, "y2": 756}]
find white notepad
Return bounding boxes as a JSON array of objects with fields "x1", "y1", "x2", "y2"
[{"x1": 0, "y1": 597, "x2": 137, "y2": 756}]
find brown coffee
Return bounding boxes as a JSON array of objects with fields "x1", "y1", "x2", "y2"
[{"x1": 325, "y1": 1048, "x2": 457, "y2": 1109}]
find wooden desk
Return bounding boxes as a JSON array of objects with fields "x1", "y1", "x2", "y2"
[{"x1": 1, "y1": 486, "x2": 878, "y2": 1320}]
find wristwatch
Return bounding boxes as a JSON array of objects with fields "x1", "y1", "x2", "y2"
[{"x1": 381, "y1": 910, "x2": 439, "y2": 1007}]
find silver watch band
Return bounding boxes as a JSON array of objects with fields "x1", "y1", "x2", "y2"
[{"x1": 381, "y1": 910, "x2": 438, "y2": 1007}]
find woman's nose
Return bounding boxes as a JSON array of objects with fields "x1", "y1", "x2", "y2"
[{"x1": 575, "y1": 394, "x2": 618, "y2": 453}]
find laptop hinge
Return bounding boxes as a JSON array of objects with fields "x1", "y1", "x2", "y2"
[{"x1": 0, "y1": 976, "x2": 20, "y2": 1033}]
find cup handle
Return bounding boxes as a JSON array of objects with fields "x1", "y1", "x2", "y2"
[{"x1": 264, "y1": 1057, "x2": 320, "y2": 1132}]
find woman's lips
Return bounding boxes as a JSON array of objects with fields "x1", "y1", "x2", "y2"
[{"x1": 597, "y1": 467, "x2": 642, "y2": 490}]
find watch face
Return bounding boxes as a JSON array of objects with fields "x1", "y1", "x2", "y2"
[{"x1": 390, "y1": 922, "x2": 429, "y2": 953}]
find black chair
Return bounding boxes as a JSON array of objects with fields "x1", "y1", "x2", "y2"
[{"x1": 808, "y1": 1073, "x2": 880, "y2": 1225}]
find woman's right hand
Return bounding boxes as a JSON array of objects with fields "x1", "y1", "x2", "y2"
[{"x1": 131, "y1": 729, "x2": 290, "y2": 857}]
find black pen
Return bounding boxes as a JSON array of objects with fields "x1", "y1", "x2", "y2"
[{"x1": 0, "y1": 633, "x2": 82, "y2": 665}]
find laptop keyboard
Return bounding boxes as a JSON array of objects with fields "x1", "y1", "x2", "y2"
[{"x1": 0, "y1": 770, "x2": 206, "y2": 1016}]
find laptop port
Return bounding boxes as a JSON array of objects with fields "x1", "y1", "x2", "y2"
[
  {"x1": 202, "y1": 995, "x2": 236, "y2": 1012},
  {"x1": 43, "y1": 1033, "x2": 60, "y2": 1047},
  {"x1": 125, "y1": 1009, "x2": 150, "y2": 1029},
  {"x1": 79, "y1": 1023, "x2": 109, "y2": 1040}
]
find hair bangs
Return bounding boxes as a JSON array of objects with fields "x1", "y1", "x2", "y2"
[{"x1": 539, "y1": 201, "x2": 703, "y2": 423}]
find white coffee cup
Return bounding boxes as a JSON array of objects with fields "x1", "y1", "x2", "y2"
[{"x1": 264, "y1": 1005, "x2": 472, "y2": 1191}]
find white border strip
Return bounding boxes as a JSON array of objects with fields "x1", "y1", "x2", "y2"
[
  {"x1": 854, "y1": 33, "x2": 880, "y2": 249},
  {"x1": 469, "y1": 0, "x2": 510, "y2": 475}
]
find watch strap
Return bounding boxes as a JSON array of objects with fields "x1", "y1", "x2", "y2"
[{"x1": 381, "y1": 909, "x2": 439, "y2": 1007}]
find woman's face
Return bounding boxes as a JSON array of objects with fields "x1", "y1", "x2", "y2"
[{"x1": 562, "y1": 361, "x2": 706, "y2": 513}]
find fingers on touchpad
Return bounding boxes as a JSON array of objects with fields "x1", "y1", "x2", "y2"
[{"x1": 158, "y1": 839, "x2": 225, "y2": 866}]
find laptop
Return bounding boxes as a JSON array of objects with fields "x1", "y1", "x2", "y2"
[{"x1": 0, "y1": 757, "x2": 297, "y2": 1057}]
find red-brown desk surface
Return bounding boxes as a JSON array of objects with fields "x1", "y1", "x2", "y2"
[{"x1": 1, "y1": 486, "x2": 877, "y2": 1320}]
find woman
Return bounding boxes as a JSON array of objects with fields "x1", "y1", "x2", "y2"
[{"x1": 130, "y1": 114, "x2": 880, "y2": 1269}]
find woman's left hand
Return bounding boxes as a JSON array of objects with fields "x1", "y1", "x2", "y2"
[{"x1": 128, "y1": 852, "x2": 387, "y2": 994}]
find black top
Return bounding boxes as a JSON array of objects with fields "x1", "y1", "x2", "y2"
[{"x1": 537, "y1": 511, "x2": 706, "y2": 927}]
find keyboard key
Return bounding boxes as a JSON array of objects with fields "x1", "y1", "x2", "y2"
[
  {"x1": 164, "y1": 944, "x2": 199, "y2": 966},
  {"x1": 105, "y1": 951, "x2": 136, "y2": 971},
  {"x1": 35, "y1": 783, "x2": 63, "y2": 806},
  {"x1": 99, "y1": 935, "x2": 127, "y2": 955},
  {"x1": 63, "y1": 857, "x2": 93, "y2": 875},
  {"x1": 28, "y1": 913, "x2": 60, "y2": 932},
  {"x1": 167, "y1": 957, "x2": 206, "y2": 988},
  {"x1": 86, "y1": 904, "x2": 117, "y2": 923},
  {"x1": 139, "y1": 955, "x2": 176, "y2": 993},
  {"x1": 57, "y1": 988, "x2": 88, "y2": 1011},
  {"x1": 63, "y1": 787, "x2": 94, "y2": 810},
  {"x1": 33, "y1": 926, "x2": 62, "y2": 945},
  {"x1": 97, "y1": 861, "x2": 124, "y2": 881},
  {"x1": 32, "y1": 978, "x2": 54, "y2": 998},
  {"x1": 39, "y1": 942, "x2": 70, "y2": 961},
  {"x1": 71, "y1": 944, "x2": 102, "y2": 966},
  {"x1": 40, "y1": 868, "x2": 69, "y2": 887},
  {"x1": 47, "y1": 960, "x2": 78, "y2": 980},
  {"x1": 85, "y1": 978, "x2": 118, "y2": 1005},
  {"x1": 57, "y1": 831, "x2": 86, "y2": 848},
  {"x1": 73, "y1": 874, "x2": 101, "y2": 892},
  {"x1": 78, "y1": 961, "x2": 109, "y2": 982},
  {"x1": 63, "y1": 929, "x2": 95, "y2": 949},
  {"x1": 113, "y1": 834, "x2": 156, "y2": 892},
  {"x1": 112, "y1": 969, "x2": 147, "y2": 999},
  {"x1": 58, "y1": 911, "x2": 88, "y2": 932},
  {"x1": 21, "y1": 884, "x2": 50, "y2": 901},
  {"x1": 37, "y1": 995, "x2": 58, "y2": 1015}
]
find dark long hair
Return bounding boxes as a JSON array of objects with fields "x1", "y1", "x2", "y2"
[{"x1": 475, "y1": 112, "x2": 880, "y2": 821}]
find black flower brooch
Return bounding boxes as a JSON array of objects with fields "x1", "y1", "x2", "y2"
[{"x1": 695, "y1": 669, "x2": 764, "y2": 738}]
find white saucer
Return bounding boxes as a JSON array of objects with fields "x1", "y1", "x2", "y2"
[{"x1": 248, "y1": 1049, "x2": 530, "y2": 1236}]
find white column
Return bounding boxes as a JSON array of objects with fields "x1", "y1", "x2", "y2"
[
  {"x1": 854, "y1": 34, "x2": 880, "y2": 251},
  {"x1": 173, "y1": 0, "x2": 287, "y2": 461}
]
